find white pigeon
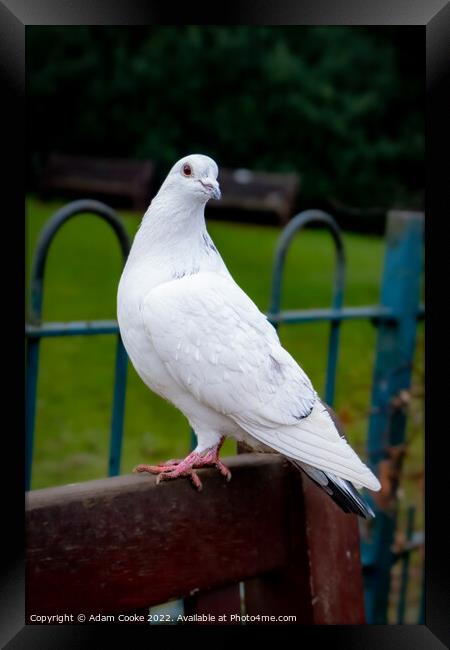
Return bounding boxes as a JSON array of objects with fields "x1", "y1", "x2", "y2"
[{"x1": 117, "y1": 153, "x2": 381, "y2": 518}]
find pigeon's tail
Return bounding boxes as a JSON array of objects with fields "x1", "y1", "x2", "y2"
[{"x1": 291, "y1": 460, "x2": 376, "y2": 519}]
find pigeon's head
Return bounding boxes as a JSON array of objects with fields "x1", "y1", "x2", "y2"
[{"x1": 160, "y1": 154, "x2": 221, "y2": 204}]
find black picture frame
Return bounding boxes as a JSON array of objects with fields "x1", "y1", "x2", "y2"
[{"x1": 3, "y1": 1, "x2": 448, "y2": 647}]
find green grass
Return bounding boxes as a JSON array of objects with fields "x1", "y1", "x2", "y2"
[{"x1": 26, "y1": 194, "x2": 423, "y2": 501}]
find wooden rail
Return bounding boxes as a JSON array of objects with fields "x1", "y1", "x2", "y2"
[{"x1": 26, "y1": 453, "x2": 365, "y2": 624}]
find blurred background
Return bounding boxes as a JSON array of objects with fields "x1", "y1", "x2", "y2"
[
  {"x1": 26, "y1": 26, "x2": 424, "y2": 623},
  {"x1": 27, "y1": 26, "x2": 424, "y2": 227}
]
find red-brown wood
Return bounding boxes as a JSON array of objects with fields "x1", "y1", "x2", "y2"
[
  {"x1": 243, "y1": 469, "x2": 365, "y2": 624},
  {"x1": 26, "y1": 453, "x2": 365, "y2": 624},
  {"x1": 301, "y1": 473, "x2": 366, "y2": 623},
  {"x1": 243, "y1": 406, "x2": 366, "y2": 624},
  {"x1": 26, "y1": 454, "x2": 288, "y2": 617},
  {"x1": 243, "y1": 468, "x2": 313, "y2": 623}
]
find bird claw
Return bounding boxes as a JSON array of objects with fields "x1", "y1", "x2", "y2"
[
  {"x1": 156, "y1": 467, "x2": 203, "y2": 491},
  {"x1": 215, "y1": 462, "x2": 232, "y2": 481},
  {"x1": 133, "y1": 463, "x2": 173, "y2": 474},
  {"x1": 133, "y1": 439, "x2": 231, "y2": 490}
]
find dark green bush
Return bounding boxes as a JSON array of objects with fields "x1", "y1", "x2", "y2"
[{"x1": 27, "y1": 26, "x2": 424, "y2": 215}]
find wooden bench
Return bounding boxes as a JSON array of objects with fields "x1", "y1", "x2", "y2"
[
  {"x1": 37, "y1": 153, "x2": 155, "y2": 211},
  {"x1": 208, "y1": 168, "x2": 301, "y2": 225},
  {"x1": 26, "y1": 453, "x2": 365, "y2": 624}
]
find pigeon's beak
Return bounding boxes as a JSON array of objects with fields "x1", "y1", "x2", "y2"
[{"x1": 200, "y1": 178, "x2": 221, "y2": 200}]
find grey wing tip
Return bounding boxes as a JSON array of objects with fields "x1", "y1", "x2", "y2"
[
  {"x1": 322, "y1": 474, "x2": 376, "y2": 519},
  {"x1": 292, "y1": 460, "x2": 376, "y2": 519}
]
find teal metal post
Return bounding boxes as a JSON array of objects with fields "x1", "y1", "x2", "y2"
[
  {"x1": 362, "y1": 211, "x2": 424, "y2": 623},
  {"x1": 108, "y1": 336, "x2": 129, "y2": 477}
]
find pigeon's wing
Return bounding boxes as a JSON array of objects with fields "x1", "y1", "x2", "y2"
[
  {"x1": 141, "y1": 272, "x2": 316, "y2": 428},
  {"x1": 141, "y1": 272, "x2": 380, "y2": 490}
]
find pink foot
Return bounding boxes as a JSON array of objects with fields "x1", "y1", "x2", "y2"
[{"x1": 133, "y1": 437, "x2": 231, "y2": 490}]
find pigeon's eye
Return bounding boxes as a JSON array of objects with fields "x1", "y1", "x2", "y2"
[{"x1": 182, "y1": 164, "x2": 193, "y2": 177}]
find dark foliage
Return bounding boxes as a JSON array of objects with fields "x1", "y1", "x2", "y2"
[{"x1": 27, "y1": 26, "x2": 424, "y2": 221}]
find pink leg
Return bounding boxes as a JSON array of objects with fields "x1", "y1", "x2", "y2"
[{"x1": 133, "y1": 437, "x2": 231, "y2": 491}]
